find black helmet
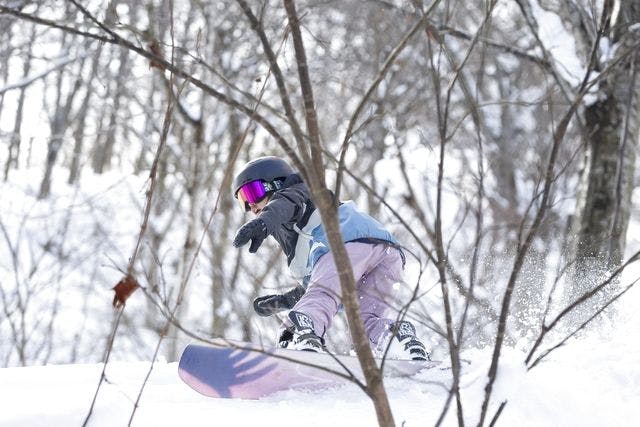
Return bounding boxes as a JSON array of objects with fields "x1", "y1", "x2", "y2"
[{"x1": 232, "y1": 156, "x2": 294, "y2": 197}]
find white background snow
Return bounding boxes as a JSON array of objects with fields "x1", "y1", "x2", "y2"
[
  {"x1": 1, "y1": 170, "x2": 638, "y2": 426},
  {"x1": 2, "y1": 2, "x2": 640, "y2": 426},
  {"x1": 1, "y1": 268, "x2": 639, "y2": 426},
  {"x1": 0, "y1": 163, "x2": 638, "y2": 425}
]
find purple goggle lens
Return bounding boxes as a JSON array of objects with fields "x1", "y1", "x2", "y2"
[{"x1": 237, "y1": 180, "x2": 268, "y2": 206}]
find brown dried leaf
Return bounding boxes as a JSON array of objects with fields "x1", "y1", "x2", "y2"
[
  {"x1": 112, "y1": 275, "x2": 139, "y2": 308},
  {"x1": 148, "y1": 40, "x2": 164, "y2": 70}
]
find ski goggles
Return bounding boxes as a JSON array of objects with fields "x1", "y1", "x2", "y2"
[{"x1": 236, "y1": 180, "x2": 282, "y2": 210}]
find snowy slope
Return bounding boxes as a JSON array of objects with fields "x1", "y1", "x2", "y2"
[
  {"x1": 0, "y1": 170, "x2": 639, "y2": 427},
  {"x1": 1, "y1": 309, "x2": 639, "y2": 427}
]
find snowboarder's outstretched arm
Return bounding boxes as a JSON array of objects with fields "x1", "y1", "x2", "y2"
[{"x1": 233, "y1": 175, "x2": 309, "y2": 253}]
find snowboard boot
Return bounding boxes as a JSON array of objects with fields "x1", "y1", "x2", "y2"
[
  {"x1": 376, "y1": 320, "x2": 429, "y2": 361},
  {"x1": 279, "y1": 311, "x2": 325, "y2": 353}
]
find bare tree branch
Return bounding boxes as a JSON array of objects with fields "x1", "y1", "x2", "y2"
[
  {"x1": 0, "y1": 3, "x2": 299, "y2": 165},
  {"x1": 0, "y1": 52, "x2": 88, "y2": 95},
  {"x1": 525, "y1": 250, "x2": 640, "y2": 368},
  {"x1": 334, "y1": 3, "x2": 436, "y2": 200}
]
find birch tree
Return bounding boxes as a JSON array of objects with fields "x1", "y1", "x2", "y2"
[{"x1": 568, "y1": 0, "x2": 640, "y2": 297}]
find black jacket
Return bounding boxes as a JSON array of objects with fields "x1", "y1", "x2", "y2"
[{"x1": 257, "y1": 174, "x2": 314, "y2": 267}]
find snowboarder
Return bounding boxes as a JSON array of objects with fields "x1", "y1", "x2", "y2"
[{"x1": 232, "y1": 156, "x2": 428, "y2": 361}]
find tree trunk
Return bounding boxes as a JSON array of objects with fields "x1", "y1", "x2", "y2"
[
  {"x1": 283, "y1": 1, "x2": 395, "y2": 425},
  {"x1": 92, "y1": 47, "x2": 130, "y2": 174},
  {"x1": 68, "y1": 41, "x2": 104, "y2": 184},
  {"x1": 569, "y1": 2, "x2": 640, "y2": 298},
  {"x1": 4, "y1": 26, "x2": 34, "y2": 180}
]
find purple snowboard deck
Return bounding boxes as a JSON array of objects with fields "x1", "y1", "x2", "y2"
[{"x1": 178, "y1": 339, "x2": 438, "y2": 399}]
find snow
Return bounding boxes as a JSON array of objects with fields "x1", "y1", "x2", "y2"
[
  {"x1": 1, "y1": 146, "x2": 638, "y2": 427},
  {"x1": 528, "y1": 1, "x2": 585, "y2": 87},
  {"x1": 2, "y1": 4, "x2": 640, "y2": 425},
  {"x1": 0, "y1": 169, "x2": 633, "y2": 427},
  {"x1": 1, "y1": 292, "x2": 639, "y2": 427}
]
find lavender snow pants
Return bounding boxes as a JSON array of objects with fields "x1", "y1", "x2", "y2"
[{"x1": 291, "y1": 241, "x2": 404, "y2": 346}]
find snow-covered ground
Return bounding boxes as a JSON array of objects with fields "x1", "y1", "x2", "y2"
[
  {"x1": 1, "y1": 168, "x2": 638, "y2": 427},
  {"x1": 1, "y1": 287, "x2": 639, "y2": 427}
]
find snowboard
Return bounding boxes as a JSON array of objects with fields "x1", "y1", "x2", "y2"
[{"x1": 178, "y1": 338, "x2": 439, "y2": 399}]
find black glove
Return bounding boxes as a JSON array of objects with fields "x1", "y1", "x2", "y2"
[
  {"x1": 233, "y1": 218, "x2": 268, "y2": 253},
  {"x1": 253, "y1": 285, "x2": 306, "y2": 317}
]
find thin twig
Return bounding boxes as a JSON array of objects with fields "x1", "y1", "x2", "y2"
[
  {"x1": 0, "y1": 3, "x2": 292, "y2": 155},
  {"x1": 476, "y1": 20, "x2": 607, "y2": 427},
  {"x1": 335, "y1": 3, "x2": 436, "y2": 199},
  {"x1": 126, "y1": 3, "x2": 181, "y2": 423},
  {"x1": 82, "y1": 308, "x2": 124, "y2": 427},
  {"x1": 525, "y1": 250, "x2": 640, "y2": 367},
  {"x1": 529, "y1": 277, "x2": 638, "y2": 369},
  {"x1": 235, "y1": 0, "x2": 307, "y2": 174}
]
